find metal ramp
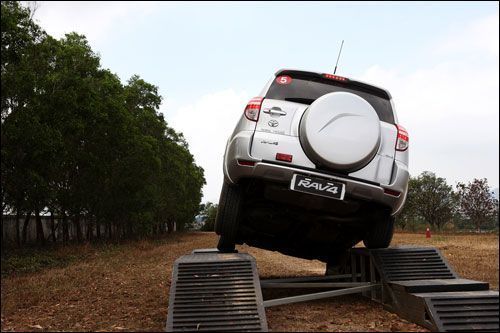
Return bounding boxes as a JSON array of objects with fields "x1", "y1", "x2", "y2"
[
  {"x1": 166, "y1": 249, "x2": 268, "y2": 332},
  {"x1": 350, "y1": 246, "x2": 500, "y2": 332},
  {"x1": 370, "y1": 247, "x2": 457, "y2": 281},
  {"x1": 166, "y1": 246, "x2": 498, "y2": 332},
  {"x1": 424, "y1": 291, "x2": 500, "y2": 332}
]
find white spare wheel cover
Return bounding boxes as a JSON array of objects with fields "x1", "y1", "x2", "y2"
[{"x1": 299, "y1": 91, "x2": 381, "y2": 172}]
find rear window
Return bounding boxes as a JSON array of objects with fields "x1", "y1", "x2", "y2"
[{"x1": 265, "y1": 76, "x2": 395, "y2": 124}]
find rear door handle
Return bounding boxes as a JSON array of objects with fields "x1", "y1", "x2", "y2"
[{"x1": 263, "y1": 107, "x2": 287, "y2": 116}]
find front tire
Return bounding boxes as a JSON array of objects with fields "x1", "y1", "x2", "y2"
[
  {"x1": 215, "y1": 181, "x2": 243, "y2": 252},
  {"x1": 363, "y1": 214, "x2": 394, "y2": 249}
]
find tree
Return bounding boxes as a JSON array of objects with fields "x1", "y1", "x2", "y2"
[
  {"x1": 200, "y1": 202, "x2": 218, "y2": 231},
  {"x1": 456, "y1": 179, "x2": 498, "y2": 232},
  {"x1": 1, "y1": 1, "x2": 45, "y2": 121},
  {"x1": 406, "y1": 171, "x2": 457, "y2": 230},
  {"x1": 1, "y1": 1, "x2": 58, "y2": 245}
]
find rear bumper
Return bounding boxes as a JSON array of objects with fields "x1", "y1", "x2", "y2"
[{"x1": 223, "y1": 131, "x2": 409, "y2": 215}]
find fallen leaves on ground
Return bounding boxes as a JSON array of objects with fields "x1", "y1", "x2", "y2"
[{"x1": 1, "y1": 232, "x2": 498, "y2": 331}]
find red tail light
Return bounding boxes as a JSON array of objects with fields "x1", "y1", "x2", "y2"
[
  {"x1": 396, "y1": 124, "x2": 409, "y2": 151},
  {"x1": 384, "y1": 188, "x2": 401, "y2": 197},
  {"x1": 244, "y1": 97, "x2": 263, "y2": 122},
  {"x1": 237, "y1": 160, "x2": 255, "y2": 167},
  {"x1": 276, "y1": 153, "x2": 293, "y2": 163}
]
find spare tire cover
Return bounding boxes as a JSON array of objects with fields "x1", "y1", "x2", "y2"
[{"x1": 299, "y1": 92, "x2": 381, "y2": 172}]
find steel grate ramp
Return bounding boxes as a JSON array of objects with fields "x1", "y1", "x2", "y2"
[
  {"x1": 370, "y1": 247, "x2": 457, "y2": 281},
  {"x1": 423, "y1": 291, "x2": 500, "y2": 332},
  {"x1": 166, "y1": 251, "x2": 267, "y2": 332},
  {"x1": 352, "y1": 246, "x2": 499, "y2": 332}
]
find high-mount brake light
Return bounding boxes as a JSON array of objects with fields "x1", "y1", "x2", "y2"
[
  {"x1": 395, "y1": 125, "x2": 409, "y2": 151},
  {"x1": 244, "y1": 97, "x2": 264, "y2": 122},
  {"x1": 323, "y1": 73, "x2": 348, "y2": 82}
]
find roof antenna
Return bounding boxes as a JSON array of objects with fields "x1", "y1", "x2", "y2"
[{"x1": 333, "y1": 40, "x2": 344, "y2": 74}]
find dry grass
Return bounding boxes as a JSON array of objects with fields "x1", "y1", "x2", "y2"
[{"x1": 1, "y1": 231, "x2": 498, "y2": 332}]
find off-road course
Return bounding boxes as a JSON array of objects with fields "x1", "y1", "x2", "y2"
[{"x1": 1, "y1": 232, "x2": 498, "y2": 332}]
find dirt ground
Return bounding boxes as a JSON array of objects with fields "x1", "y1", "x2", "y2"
[{"x1": 1, "y1": 231, "x2": 498, "y2": 332}]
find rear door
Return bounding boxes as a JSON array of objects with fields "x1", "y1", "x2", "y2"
[{"x1": 251, "y1": 72, "x2": 398, "y2": 185}]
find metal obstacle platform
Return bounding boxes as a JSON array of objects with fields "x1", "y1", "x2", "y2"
[
  {"x1": 166, "y1": 247, "x2": 499, "y2": 332},
  {"x1": 350, "y1": 247, "x2": 499, "y2": 331}
]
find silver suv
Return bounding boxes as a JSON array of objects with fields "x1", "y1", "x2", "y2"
[{"x1": 215, "y1": 69, "x2": 409, "y2": 262}]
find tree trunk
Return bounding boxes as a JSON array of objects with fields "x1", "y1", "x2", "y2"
[
  {"x1": 62, "y1": 213, "x2": 69, "y2": 244},
  {"x1": 128, "y1": 223, "x2": 133, "y2": 239},
  {"x1": 167, "y1": 219, "x2": 174, "y2": 233},
  {"x1": 117, "y1": 223, "x2": 122, "y2": 240},
  {"x1": 96, "y1": 220, "x2": 101, "y2": 239},
  {"x1": 22, "y1": 211, "x2": 32, "y2": 244},
  {"x1": 35, "y1": 209, "x2": 45, "y2": 246},
  {"x1": 15, "y1": 211, "x2": 21, "y2": 247},
  {"x1": 50, "y1": 212, "x2": 56, "y2": 243},
  {"x1": 74, "y1": 215, "x2": 82, "y2": 243},
  {"x1": 87, "y1": 218, "x2": 93, "y2": 242},
  {"x1": 1, "y1": 214, "x2": 3, "y2": 252}
]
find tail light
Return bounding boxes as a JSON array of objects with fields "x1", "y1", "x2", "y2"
[
  {"x1": 396, "y1": 125, "x2": 409, "y2": 151},
  {"x1": 244, "y1": 97, "x2": 263, "y2": 122},
  {"x1": 384, "y1": 188, "x2": 401, "y2": 197},
  {"x1": 237, "y1": 160, "x2": 255, "y2": 167}
]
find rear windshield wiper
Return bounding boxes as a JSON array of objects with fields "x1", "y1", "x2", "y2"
[{"x1": 284, "y1": 97, "x2": 315, "y2": 105}]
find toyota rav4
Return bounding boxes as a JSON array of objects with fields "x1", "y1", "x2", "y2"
[{"x1": 215, "y1": 69, "x2": 409, "y2": 263}]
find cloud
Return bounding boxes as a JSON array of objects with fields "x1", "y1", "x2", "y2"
[
  {"x1": 435, "y1": 13, "x2": 499, "y2": 58},
  {"x1": 30, "y1": 1, "x2": 159, "y2": 45},
  {"x1": 359, "y1": 14, "x2": 499, "y2": 187},
  {"x1": 167, "y1": 89, "x2": 251, "y2": 203}
]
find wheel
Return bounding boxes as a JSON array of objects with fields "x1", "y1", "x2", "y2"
[
  {"x1": 215, "y1": 181, "x2": 243, "y2": 252},
  {"x1": 363, "y1": 213, "x2": 394, "y2": 249}
]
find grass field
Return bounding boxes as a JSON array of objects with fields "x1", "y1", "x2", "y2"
[{"x1": 1, "y1": 231, "x2": 498, "y2": 332}]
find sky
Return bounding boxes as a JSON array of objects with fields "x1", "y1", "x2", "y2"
[{"x1": 29, "y1": 1, "x2": 499, "y2": 203}]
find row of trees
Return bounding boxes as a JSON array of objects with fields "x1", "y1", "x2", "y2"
[
  {"x1": 397, "y1": 172, "x2": 498, "y2": 232},
  {"x1": 1, "y1": 1, "x2": 205, "y2": 246}
]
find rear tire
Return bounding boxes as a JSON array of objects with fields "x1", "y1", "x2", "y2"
[
  {"x1": 215, "y1": 181, "x2": 243, "y2": 253},
  {"x1": 363, "y1": 214, "x2": 394, "y2": 249}
]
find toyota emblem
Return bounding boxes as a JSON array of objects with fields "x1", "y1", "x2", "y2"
[{"x1": 268, "y1": 120, "x2": 279, "y2": 127}]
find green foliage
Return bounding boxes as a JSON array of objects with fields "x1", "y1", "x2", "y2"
[
  {"x1": 1, "y1": 248, "x2": 81, "y2": 276},
  {"x1": 1, "y1": 1, "x2": 205, "y2": 244}
]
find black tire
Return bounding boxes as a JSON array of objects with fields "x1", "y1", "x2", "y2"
[
  {"x1": 363, "y1": 214, "x2": 394, "y2": 249},
  {"x1": 215, "y1": 181, "x2": 243, "y2": 252}
]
